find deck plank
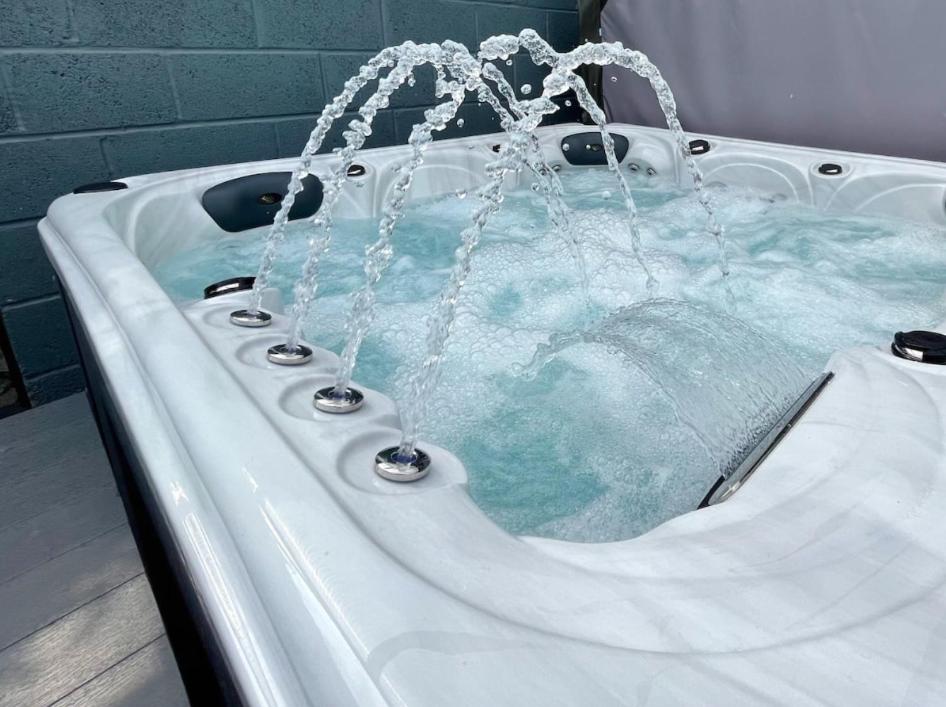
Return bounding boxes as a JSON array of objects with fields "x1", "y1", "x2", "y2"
[
  {"x1": 52, "y1": 636, "x2": 189, "y2": 707},
  {"x1": 0, "y1": 525, "x2": 144, "y2": 650},
  {"x1": 0, "y1": 484, "x2": 127, "y2": 584},
  {"x1": 0, "y1": 574, "x2": 166, "y2": 707},
  {"x1": 0, "y1": 394, "x2": 189, "y2": 704},
  {"x1": 0, "y1": 394, "x2": 113, "y2": 530}
]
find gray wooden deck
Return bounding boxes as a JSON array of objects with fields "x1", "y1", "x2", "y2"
[{"x1": 0, "y1": 394, "x2": 189, "y2": 706}]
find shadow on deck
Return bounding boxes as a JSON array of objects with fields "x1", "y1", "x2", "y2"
[{"x1": 0, "y1": 394, "x2": 189, "y2": 706}]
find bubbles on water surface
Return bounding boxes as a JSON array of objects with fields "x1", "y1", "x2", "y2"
[
  {"x1": 154, "y1": 169, "x2": 946, "y2": 541},
  {"x1": 520, "y1": 83, "x2": 532, "y2": 95},
  {"x1": 156, "y1": 28, "x2": 946, "y2": 542}
]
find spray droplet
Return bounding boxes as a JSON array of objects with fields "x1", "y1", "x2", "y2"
[
  {"x1": 562, "y1": 143, "x2": 570, "y2": 152},
  {"x1": 505, "y1": 59, "x2": 513, "y2": 66},
  {"x1": 455, "y1": 189, "x2": 467, "y2": 199},
  {"x1": 610, "y1": 76, "x2": 618, "y2": 83},
  {"x1": 601, "y1": 190, "x2": 612, "y2": 199},
  {"x1": 521, "y1": 83, "x2": 532, "y2": 95},
  {"x1": 531, "y1": 182, "x2": 541, "y2": 192},
  {"x1": 565, "y1": 99, "x2": 572, "y2": 107},
  {"x1": 457, "y1": 118, "x2": 465, "y2": 128}
]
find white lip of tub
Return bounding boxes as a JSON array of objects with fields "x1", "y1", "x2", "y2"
[{"x1": 40, "y1": 124, "x2": 946, "y2": 705}]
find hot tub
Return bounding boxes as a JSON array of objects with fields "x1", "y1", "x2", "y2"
[{"x1": 40, "y1": 124, "x2": 946, "y2": 705}]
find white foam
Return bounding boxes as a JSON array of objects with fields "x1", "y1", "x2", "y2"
[{"x1": 156, "y1": 168, "x2": 946, "y2": 541}]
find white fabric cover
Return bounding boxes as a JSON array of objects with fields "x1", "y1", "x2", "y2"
[{"x1": 602, "y1": 0, "x2": 946, "y2": 161}]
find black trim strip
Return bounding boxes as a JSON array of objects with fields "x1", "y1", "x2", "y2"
[{"x1": 73, "y1": 181, "x2": 128, "y2": 193}]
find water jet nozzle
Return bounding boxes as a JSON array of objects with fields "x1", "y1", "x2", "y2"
[
  {"x1": 230, "y1": 309, "x2": 272, "y2": 327},
  {"x1": 374, "y1": 446, "x2": 431, "y2": 482},
  {"x1": 267, "y1": 343, "x2": 313, "y2": 365},
  {"x1": 314, "y1": 386, "x2": 365, "y2": 413}
]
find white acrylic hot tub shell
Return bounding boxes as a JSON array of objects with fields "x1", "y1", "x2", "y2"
[{"x1": 39, "y1": 124, "x2": 946, "y2": 705}]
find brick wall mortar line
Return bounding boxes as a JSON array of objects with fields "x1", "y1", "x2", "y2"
[
  {"x1": 164, "y1": 57, "x2": 183, "y2": 121},
  {"x1": 97, "y1": 136, "x2": 116, "y2": 179},
  {"x1": 248, "y1": 0, "x2": 265, "y2": 49},
  {"x1": 63, "y1": 0, "x2": 81, "y2": 45},
  {"x1": 0, "y1": 112, "x2": 370, "y2": 144},
  {"x1": 0, "y1": 63, "x2": 24, "y2": 131},
  {"x1": 0, "y1": 47, "x2": 353, "y2": 56}
]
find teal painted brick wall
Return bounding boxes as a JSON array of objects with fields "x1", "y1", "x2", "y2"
[{"x1": 0, "y1": 0, "x2": 579, "y2": 408}]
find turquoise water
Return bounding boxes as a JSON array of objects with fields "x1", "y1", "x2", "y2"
[{"x1": 156, "y1": 170, "x2": 946, "y2": 541}]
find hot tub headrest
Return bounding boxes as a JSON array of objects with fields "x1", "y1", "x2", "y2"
[
  {"x1": 561, "y1": 131, "x2": 630, "y2": 166},
  {"x1": 201, "y1": 172, "x2": 324, "y2": 233}
]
